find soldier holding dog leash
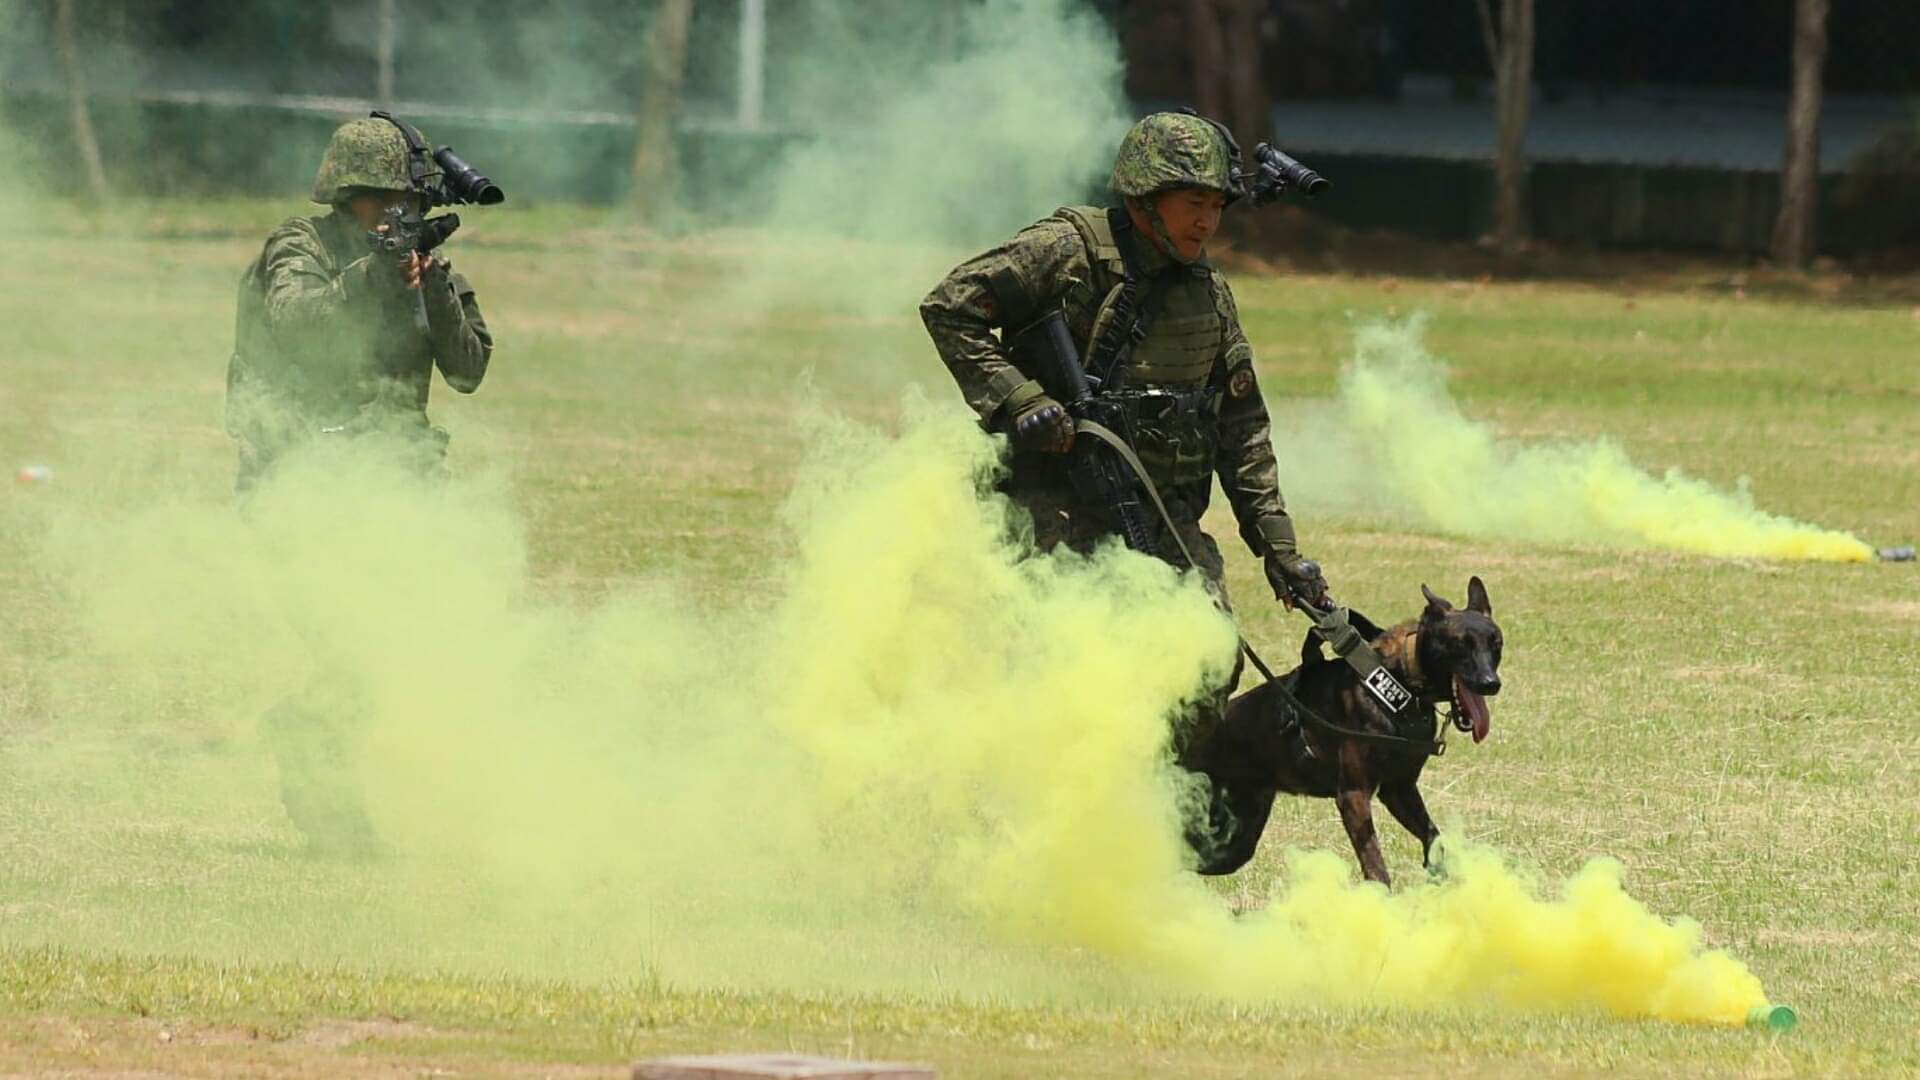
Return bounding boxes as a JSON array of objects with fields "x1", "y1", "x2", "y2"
[{"x1": 920, "y1": 110, "x2": 1331, "y2": 760}]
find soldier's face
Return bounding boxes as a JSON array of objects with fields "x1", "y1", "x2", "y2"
[
  {"x1": 1153, "y1": 188, "x2": 1227, "y2": 261},
  {"x1": 345, "y1": 189, "x2": 422, "y2": 229}
]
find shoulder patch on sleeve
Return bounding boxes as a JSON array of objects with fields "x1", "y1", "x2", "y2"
[{"x1": 1228, "y1": 364, "x2": 1257, "y2": 400}]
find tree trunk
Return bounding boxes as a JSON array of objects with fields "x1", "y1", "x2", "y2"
[
  {"x1": 377, "y1": 0, "x2": 397, "y2": 106},
  {"x1": 1772, "y1": 0, "x2": 1830, "y2": 268},
  {"x1": 1187, "y1": 0, "x2": 1226, "y2": 122},
  {"x1": 1186, "y1": 0, "x2": 1267, "y2": 150},
  {"x1": 1488, "y1": 0, "x2": 1533, "y2": 255},
  {"x1": 54, "y1": 0, "x2": 109, "y2": 204},
  {"x1": 631, "y1": 0, "x2": 694, "y2": 221},
  {"x1": 1219, "y1": 0, "x2": 1269, "y2": 150}
]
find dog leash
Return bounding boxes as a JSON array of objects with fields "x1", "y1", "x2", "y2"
[{"x1": 1073, "y1": 419, "x2": 1446, "y2": 757}]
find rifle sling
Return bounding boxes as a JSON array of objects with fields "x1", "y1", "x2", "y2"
[{"x1": 1089, "y1": 207, "x2": 1174, "y2": 389}]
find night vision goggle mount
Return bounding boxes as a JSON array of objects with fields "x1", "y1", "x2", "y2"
[
  {"x1": 365, "y1": 110, "x2": 504, "y2": 258},
  {"x1": 370, "y1": 109, "x2": 504, "y2": 208},
  {"x1": 1174, "y1": 105, "x2": 1330, "y2": 207}
]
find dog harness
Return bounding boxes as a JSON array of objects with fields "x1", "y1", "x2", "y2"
[{"x1": 1076, "y1": 423, "x2": 1446, "y2": 755}]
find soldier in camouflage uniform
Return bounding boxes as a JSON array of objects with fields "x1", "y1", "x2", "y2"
[
  {"x1": 920, "y1": 112, "x2": 1328, "y2": 758},
  {"x1": 227, "y1": 116, "x2": 495, "y2": 856},
  {"x1": 226, "y1": 115, "x2": 494, "y2": 492}
]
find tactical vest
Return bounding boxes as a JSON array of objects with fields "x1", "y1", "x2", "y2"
[
  {"x1": 227, "y1": 214, "x2": 442, "y2": 453},
  {"x1": 1053, "y1": 205, "x2": 1226, "y2": 490}
]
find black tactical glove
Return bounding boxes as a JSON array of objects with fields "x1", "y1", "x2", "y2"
[
  {"x1": 1266, "y1": 551, "x2": 1329, "y2": 609},
  {"x1": 1001, "y1": 379, "x2": 1074, "y2": 454},
  {"x1": 1253, "y1": 514, "x2": 1329, "y2": 609}
]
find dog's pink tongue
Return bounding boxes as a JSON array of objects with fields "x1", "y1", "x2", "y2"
[{"x1": 1455, "y1": 677, "x2": 1491, "y2": 743}]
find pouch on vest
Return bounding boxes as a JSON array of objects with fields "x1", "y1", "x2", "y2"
[{"x1": 1129, "y1": 393, "x2": 1221, "y2": 489}]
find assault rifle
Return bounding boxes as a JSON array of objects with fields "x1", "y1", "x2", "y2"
[
  {"x1": 368, "y1": 204, "x2": 462, "y2": 258},
  {"x1": 1007, "y1": 310, "x2": 1160, "y2": 556}
]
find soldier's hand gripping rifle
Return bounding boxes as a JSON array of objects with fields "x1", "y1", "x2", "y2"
[
  {"x1": 368, "y1": 204, "x2": 463, "y2": 260},
  {"x1": 1007, "y1": 310, "x2": 1161, "y2": 556},
  {"x1": 367, "y1": 206, "x2": 462, "y2": 334}
]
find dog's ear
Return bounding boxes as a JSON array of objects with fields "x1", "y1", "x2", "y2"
[
  {"x1": 1421, "y1": 584, "x2": 1451, "y2": 620},
  {"x1": 1466, "y1": 575, "x2": 1491, "y2": 616},
  {"x1": 1348, "y1": 608, "x2": 1386, "y2": 642}
]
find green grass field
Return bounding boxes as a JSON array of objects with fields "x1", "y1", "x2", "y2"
[{"x1": 1, "y1": 197, "x2": 1916, "y2": 1077}]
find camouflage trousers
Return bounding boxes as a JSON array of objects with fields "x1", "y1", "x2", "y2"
[
  {"x1": 236, "y1": 425, "x2": 447, "y2": 858},
  {"x1": 1008, "y1": 479, "x2": 1244, "y2": 761},
  {"x1": 261, "y1": 679, "x2": 385, "y2": 858}
]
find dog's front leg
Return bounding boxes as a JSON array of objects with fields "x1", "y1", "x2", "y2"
[
  {"x1": 1378, "y1": 783, "x2": 1440, "y2": 870},
  {"x1": 1334, "y1": 746, "x2": 1390, "y2": 885},
  {"x1": 1335, "y1": 787, "x2": 1389, "y2": 886}
]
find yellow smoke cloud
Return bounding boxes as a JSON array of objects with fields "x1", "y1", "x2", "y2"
[
  {"x1": 1335, "y1": 319, "x2": 1873, "y2": 562},
  {"x1": 24, "y1": 403, "x2": 1770, "y2": 1026},
  {"x1": 765, "y1": 408, "x2": 1768, "y2": 1025}
]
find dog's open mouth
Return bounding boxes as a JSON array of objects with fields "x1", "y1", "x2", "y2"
[{"x1": 1453, "y1": 676, "x2": 1491, "y2": 743}]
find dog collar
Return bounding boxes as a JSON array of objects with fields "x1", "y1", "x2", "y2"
[{"x1": 1384, "y1": 629, "x2": 1428, "y2": 695}]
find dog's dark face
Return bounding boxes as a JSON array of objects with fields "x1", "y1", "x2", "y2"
[{"x1": 1419, "y1": 576, "x2": 1504, "y2": 743}]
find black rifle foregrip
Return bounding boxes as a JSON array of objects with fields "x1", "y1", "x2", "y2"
[{"x1": 1029, "y1": 314, "x2": 1091, "y2": 406}]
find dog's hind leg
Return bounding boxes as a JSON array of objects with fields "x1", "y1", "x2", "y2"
[
  {"x1": 1188, "y1": 785, "x2": 1277, "y2": 876},
  {"x1": 1378, "y1": 783, "x2": 1440, "y2": 872}
]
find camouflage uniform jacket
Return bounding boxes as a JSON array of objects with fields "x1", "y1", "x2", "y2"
[
  {"x1": 919, "y1": 206, "x2": 1291, "y2": 557},
  {"x1": 225, "y1": 210, "x2": 493, "y2": 459}
]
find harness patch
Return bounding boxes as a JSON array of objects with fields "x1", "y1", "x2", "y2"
[
  {"x1": 1363, "y1": 666, "x2": 1414, "y2": 714},
  {"x1": 1227, "y1": 365, "x2": 1256, "y2": 399}
]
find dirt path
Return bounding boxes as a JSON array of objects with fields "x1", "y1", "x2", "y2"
[{"x1": 0, "y1": 1014, "x2": 620, "y2": 1079}]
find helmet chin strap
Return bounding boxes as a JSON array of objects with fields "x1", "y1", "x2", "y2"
[
  {"x1": 1129, "y1": 196, "x2": 1202, "y2": 266},
  {"x1": 369, "y1": 109, "x2": 434, "y2": 200}
]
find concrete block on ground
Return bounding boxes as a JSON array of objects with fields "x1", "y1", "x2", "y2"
[{"x1": 633, "y1": 1053, "x2": 936, "y2": 1080}]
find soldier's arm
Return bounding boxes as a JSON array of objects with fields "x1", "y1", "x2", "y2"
[
  {"x1": 259, "y1": 222, "x2": 382, "y2": 337},
  {"x1": 422, "y1": 263, "x2": 493, "y2": 393},
  {"x1": 1210, "y1": 278, "x2": 1297, "y2": 557},
  {"x1": 918, "y1": 218, "x2": 1089, "y2": 425}
]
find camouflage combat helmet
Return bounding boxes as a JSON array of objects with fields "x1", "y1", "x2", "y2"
[
  {"x1": 1110, "y1": 112, "x2": 1235, "y2": 200},
  {"x1": 310, "y1": 117, "x2": 431, "y2": 205}
]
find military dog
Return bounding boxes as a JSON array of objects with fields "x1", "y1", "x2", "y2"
[{"x1": 1180, "y1": 577, "x2": 1503, "y2": 886}]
